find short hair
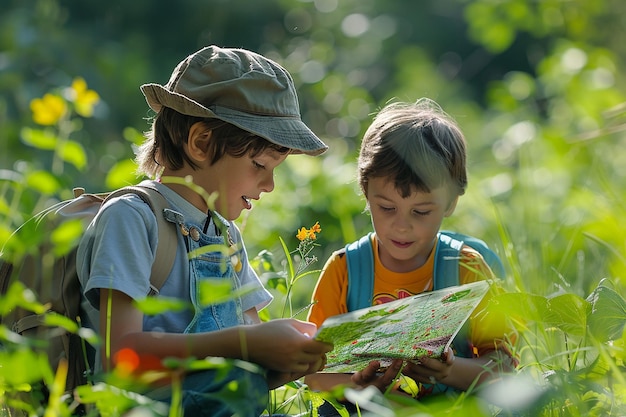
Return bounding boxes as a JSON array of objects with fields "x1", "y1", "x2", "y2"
[
  {"x1": 357, "y1": 98, "x2": 467, "y2": 199},
  {"x1": 135, "y1": 107, "x2": 289, "y2": 178}
]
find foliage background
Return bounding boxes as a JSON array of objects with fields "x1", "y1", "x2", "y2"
[{"x1": 1, "y1": 0, "x2": 625, "y2": 312}]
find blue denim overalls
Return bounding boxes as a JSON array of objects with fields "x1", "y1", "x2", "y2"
[
  {"x1": 183, "y1": 214, "x2": 243, "y2": 333},
  {"x1": 150, "y1": 210, "x2": 269, "y2": 417}
]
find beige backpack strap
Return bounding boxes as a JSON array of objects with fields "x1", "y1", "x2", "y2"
[{"x1": 105, "y1": 185, "x2": 177, "y2": 295}]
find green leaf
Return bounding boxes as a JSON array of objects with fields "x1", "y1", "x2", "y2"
[
  {"x1": 0, "y1": 281, "x2": 47, "y2": 317},
  {"x1": 482, "y1": 292, "x2": 549, "y2": 323},
  {"x1": 122, "y1": 126, "x2": 145, "y2": 145},
  {"x1": 20, "y1": 127, "x2": 57, "y2": 150},
  {"x1": 197, "y1": 280, "x2": 257, "y2": 307},
  {"x1": 75, "y1": 381, "x2": 167, "y2": 415},
  {"x1": 264, "y1": 274, "x2": 288, "y2": 294},
  {"x1": 544, "y1": 293, "x2": 590, "y2": 337},
  {"x1": 481, "y1": 22, "x2": 516, "y2": 53},
  {"x1": 251, "y1": 249, "x2": 276, "y2": 273},
  {"x1": 198, "y1": 278, "x2": 233, "y2": 306},
  {"x1": 134, "y1": 296, "x2": 190, "y2": 316},
  {"x1": 44, "y1": 312, "x2": 79, "y2": 333},
  {"x1": 257, "y1": 308, "x2": 271, "y2": 322},
  {"x1": 25, "y1": 170, "x2": 62, "y2": 195},
  {"x1": 0, "y1": 349, "x2": 51, "y2": 385},
  {"x1": 105, "y1": 159, "x2": 141, "y2": 189},
  {"x1": 279, "y1": 236, "x2": 295, "y2": 283},
  {"x1": 50, "y1": 218, "x2": 84, "y2": 257},
  {"x1": 187, "y1": 243, "x2": 229, "y2": 261},
  {"x1": 58, "y1": 139, "x2": 87, "y2": 170},
  {"x1": 586, "y1": 285, "x2": 626, "y2": 342}
]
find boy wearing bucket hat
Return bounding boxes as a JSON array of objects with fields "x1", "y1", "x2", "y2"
[{"x1": 78, "y1": 45, "x2": 332, "y2": 416}]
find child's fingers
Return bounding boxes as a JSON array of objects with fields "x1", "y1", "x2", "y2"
[
  {"x1": 318, "y1": 353, "x2": 328, "y2": 371},
  {"x1": 444, "y1": 347, "x2": 456, "y2": 365},
  {"x1": 289, "y1": 318, "x2": 319, "y2": 337}
]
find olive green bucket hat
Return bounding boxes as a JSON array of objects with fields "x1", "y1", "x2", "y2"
[{"x1": 141, "y1": 45, "x2": 328, "y2": 156}]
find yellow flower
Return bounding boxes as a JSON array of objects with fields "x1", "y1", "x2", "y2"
[
  {"x1": 296, "y1": 227, "x2": 309, "y2": 241},
  {"x1": 30, "y1": 93, "x2": 67, "y2": 126},
  {"x1": 69, "y1": 77, "x2": 100, "y2": 117},
  {"x1": 296, "y1": 222, "x2": 322, "y2": 241}
]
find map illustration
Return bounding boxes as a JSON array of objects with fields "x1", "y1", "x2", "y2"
[{"x1": 314, "y1": 280, "x2": 490, "y2": 373}]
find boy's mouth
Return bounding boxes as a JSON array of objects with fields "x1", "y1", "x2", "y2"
[
  {"x1": 391, "y1": 239, "x2": 412, "y2": 248},
  {"x1": 242, "y1": 196, "x2": 252, "y2": 209}
]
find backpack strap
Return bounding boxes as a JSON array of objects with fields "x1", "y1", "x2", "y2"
[
  {"x1": 436, "y1": 230, "x2": 505, "y2": 280},
  {"x1": 345, "y1": 232, "x2": 470, "y2": 304},
  {"x1": 435, "y1": 230, "x2": 508, "y2": 360},
  {"x1": 345, "y1": 232, "x2": 375, "y2": 311},
  {"x1": 104, "y1": 185, "x2": 177, "y2": 295},
  {"x1": 433, "y1": 232, "x2": 464, "y2": 290},
  {"x1": 346, "y1": 231, "x2": 504, "y2": 308}
]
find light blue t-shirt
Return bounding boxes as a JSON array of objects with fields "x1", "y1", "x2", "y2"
[{"x1": 77, "y1": 180, "x2": 273, "y2": 337}]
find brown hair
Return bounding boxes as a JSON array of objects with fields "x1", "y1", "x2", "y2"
[
  {"x1": 357, "y1": 98, "x2": 467, "y2": 200},
  {"x1": 136, "y1": 107, "x2": 289, "y2": 178}
]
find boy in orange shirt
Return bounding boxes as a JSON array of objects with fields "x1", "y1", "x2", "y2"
[{"x1": 306, "y1": 99, "x2": 515, "y2": 413}]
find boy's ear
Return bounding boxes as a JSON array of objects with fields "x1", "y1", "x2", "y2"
[
  {"x1": 186, "y1": 122, "x2": 212, "y2": 162},
  {"x1": 444, "y1": 195, "x2": 459, "y2": 217}
]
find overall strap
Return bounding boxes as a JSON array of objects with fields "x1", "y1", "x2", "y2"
[{"x1": 345, "y1": 232, "x2": 375, "y2": 311}]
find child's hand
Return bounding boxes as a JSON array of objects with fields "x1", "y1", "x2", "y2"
[
  {"x1": 246, "y1": 318, "x2": 333, "y2": 374},
  {"x1": 402, "y1": 347, "x2": 456, "y2": 386},
  {"x1": 351, "y1": 359, "x2": 403, "y2": 392},
  {"x1": 266, "y1": 353, "x2": 327, "y2": 389}
]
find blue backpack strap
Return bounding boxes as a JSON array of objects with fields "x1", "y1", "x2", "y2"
[
  {"x1": 433, "y1": 232, "x2": 464, "y2": 290},
  {"x1": 437, "y1": 230, "x2": 505, "y2": 279},
  {"x1": 464, "y1": 235, "x2": 505, "y2": 279},
  {"x1": 434, "y1": 230, "x2": 505, "y2": 362},
  {"x1": 430, "y1": 232, "x2": 472, "y2": 394},
  {"x1": 345, "y1": 232, "x2": 375, "y2": 311},
  {"x1": 346, "y1": 231, "x2": 504, "y2": 310}
]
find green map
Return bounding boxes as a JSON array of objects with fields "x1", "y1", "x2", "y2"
[{"x1": 314, "y1": 280, "x2": 490, "y2": 373}]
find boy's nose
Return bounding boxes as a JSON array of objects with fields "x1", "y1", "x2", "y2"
[
  {"x1": 260, "y1": 172, "x2": 275, "y2": 193},
  {"x1": 392, "y1": 214, "x2": 411, "y2": 231}
]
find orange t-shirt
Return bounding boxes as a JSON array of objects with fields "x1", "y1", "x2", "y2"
[{"x1": 308, "y1": 234, "x2": 512, "y2": 355}]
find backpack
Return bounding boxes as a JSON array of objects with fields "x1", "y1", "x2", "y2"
[{"x1": 0, "y1": 184, "x2": 178, "y2": 398}]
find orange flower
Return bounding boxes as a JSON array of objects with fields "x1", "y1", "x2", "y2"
[
  {"x1": 30, "y1": 93, "x2": 67, "y2": 125},
  {"x1": 114, "y1": 347, "x2": 166, "y2": 376},
  {"x1": 114, "y1": 348, "x2": 140, "y2": 375},
  {"x1": 310, "y1": 221, "x2": 321, "y2": 233}
]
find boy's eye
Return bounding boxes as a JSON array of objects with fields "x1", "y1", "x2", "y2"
[
  {"x1": 253, "y1": 160, "x2": 265, "y2": 169},
  {"x1": 413, "y1": 209, "x2": 430, "y2": 216},
  {"x1": 379, "y1": 205, "x2": 394, "y2": 212}
]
